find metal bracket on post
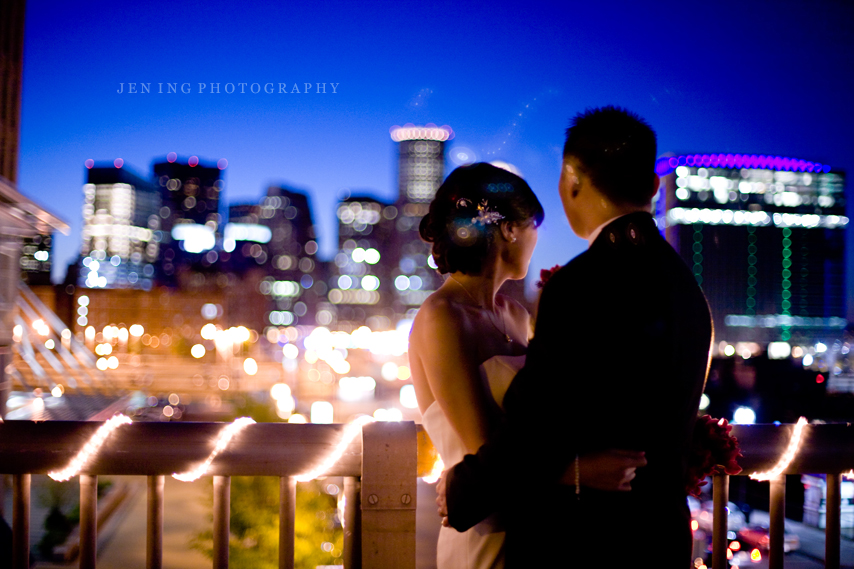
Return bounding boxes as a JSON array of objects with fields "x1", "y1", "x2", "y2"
[{"x1": 360, "y1": 421, "x2": 417, "y2": 569}]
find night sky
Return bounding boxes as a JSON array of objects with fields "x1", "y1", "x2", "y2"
[{"x1": 18, "y1": 0, "x2": 854, "y2": 318}]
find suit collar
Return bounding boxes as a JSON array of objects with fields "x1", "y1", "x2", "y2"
[{"x1": 590, "y1": 211, "x2": 657, "y2": 251}]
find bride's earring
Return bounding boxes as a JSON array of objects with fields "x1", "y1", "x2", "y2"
[{"x1": 511, "y1": 237, "x2": 517, "y2": 243}]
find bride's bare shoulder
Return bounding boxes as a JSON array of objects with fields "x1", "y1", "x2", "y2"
[{"x1": 411, "y1": 290, "x2": 470, "y2": 338}]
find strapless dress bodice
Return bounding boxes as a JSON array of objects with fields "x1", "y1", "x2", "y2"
[{"x1": 422, "y1": 354, "x2": 524, "y2": 467}]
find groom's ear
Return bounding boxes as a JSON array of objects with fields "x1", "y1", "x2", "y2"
[{"x1": 649, "y1": 173, "x2": 661, "y2": 200}]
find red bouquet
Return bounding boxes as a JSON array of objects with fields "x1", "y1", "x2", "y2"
[
  {"x1": 686, "y1": 415, "x2": 743, "y2": 497},
  {"x1": 536, "y1": 265, "x2": 562, "y2": 289}
]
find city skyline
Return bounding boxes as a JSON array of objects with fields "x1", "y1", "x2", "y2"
[{"x1": 16, "y1": 0, "x2": 854, "y2": 317}]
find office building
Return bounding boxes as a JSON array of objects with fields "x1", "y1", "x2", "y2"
[
  {"x1": 153, "y1": 156, "x2": 224, "y2": 283},
  {"x1": 225, "y1": 186, "x2": 325, "y2": 328},
  {"x1": 331, "y1": 194, "x2": 397, "y2": 330},
  {"x1": 19, "y1": 234, "x2": 52, "y2": 285},
  {"x1": 79, "y1": 164, "x2": 161, "y2": 290},
  {"x1": 389, "y1": 124, "x2": 452, "y2": 315},
  {"x1": 658, "y1": 153, "x2": 847, "y2": 345}
]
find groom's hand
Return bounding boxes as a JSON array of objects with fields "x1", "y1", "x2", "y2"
[{"x1": 562, "y1": 449, "x2": 648, "y2": 492}]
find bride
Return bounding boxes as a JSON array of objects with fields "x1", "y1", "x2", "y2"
[{"x1": 409, "y1": 163, "x2": 644, "y2": 568}]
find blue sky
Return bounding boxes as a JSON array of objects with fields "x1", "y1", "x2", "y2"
[{"x1": 19, "y1": 0, "x2": 854, "y2": 316}]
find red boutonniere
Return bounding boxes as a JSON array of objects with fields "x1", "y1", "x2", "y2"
[
  {"x1": 686, "y1": 415, "x2": 743, "y2": 497},
  {"x1": 536, "y1": 265, "x2": 562, "y2": 289}
]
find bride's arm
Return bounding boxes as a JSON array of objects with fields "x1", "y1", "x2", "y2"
[
  {"x1": 561, "y1": 449, "x2": 648, "y2": 491},
  {"x1": 411, "y1": 299, "x2": 493, "y2": 454}
]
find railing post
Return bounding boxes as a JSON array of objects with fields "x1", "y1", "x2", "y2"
[
  {"x1": 147, "y1": 475, "x2": 164, "y2": 569},
  {"x1": 826, "y1": 472, "x2": 841, "y2": 569},
  {"x1": 213, "y1": 475, "x2": 230, "y2": 569},
  {"x1": 769, "y1": 474, "x2": 785, "y2": 569},
  {"x1": 343, "y1": 476, "x2": 361, "y2": 569},
  {"x1": 360, "y1": 421, "x2": 416, "y2": 569},
  {"x1": 279, "y1": 476, "x2": 296, "y2": 569},
  {"x1": 711, "y1": 474, "x2": 729, "y2": 569},
  {"x1": 12, "y1": 473, "x2": 29, "y2": 569},
  {"x1": 80, "y1": 474, "x2": 98, "y2": 569}
]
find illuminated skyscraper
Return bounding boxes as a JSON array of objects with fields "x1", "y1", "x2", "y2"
[
  {"x1": 330, "y1": 194, "x2": 397, "y2": 330},
  {"x1": 389, "y1": 124, "x2": 452, "y2": 316},
  {"x1": 79, "y1": 164, "x2": 161, "y2": 290},
  {"x1": 153, "y1": 156, "x2": 224, "y2": 282},
  {"x1": 224, "y1": 186, "x2": 324, "y2": 328},
  {"x1": 657, "y1": 153, "x2": 848, "y2": 345}
]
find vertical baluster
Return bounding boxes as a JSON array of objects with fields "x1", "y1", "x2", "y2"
[
  {"x1": 768, "y1": 474, "x2": 785, "y2": 569},
  {"x1": 213, "y1": 475, "x2": 230, "y2": 569},
  {"x1": 826, "y1": 473, "x2": 841, "y2": 569},
  {"x1": 343, "y1": 476, "x2": 361, "y2": 569},
  {"x1": 12, "y1": 473, "x2": 29, "y2": 569},
  {"x1": 147, "y1": 475, "x2": 164, "y2": 569},
  {"x1": 712, "y1": 474, "x2": 729, "y2": 569},
  {"x1": 79, "y1": 474, "x2": 98, "y2": 569},
  {"x1": 279, "y1": 476, "x2": 296, "y2": 569}
]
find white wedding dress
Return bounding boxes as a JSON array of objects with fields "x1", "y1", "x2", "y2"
[{"x1": 421, "y1": 354, "x2": 525, "y2": 569}]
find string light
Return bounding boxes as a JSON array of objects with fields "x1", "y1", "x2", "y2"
[
  {"x1": 173, "y1": 417, "x2": 256, "y2": 482},
  {"x1": 48, "y1": 414, "x2": 133, "y2": 481},
  {"x1": 749, "y1": 417, "x2": 808, "y2": 481},
  {"x1": 294, "y1": 415, "x2": 375, "y2": 482},
  {"x1": 843, "y1": 470, "x2": 854, "y2": 481}
]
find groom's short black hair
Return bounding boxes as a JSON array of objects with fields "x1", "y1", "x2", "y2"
[{"x1": 563, "y1": 105, "x2": 657, "y2": 207}]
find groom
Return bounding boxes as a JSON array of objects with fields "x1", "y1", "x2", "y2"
[{"x1": 438, "y1": 106, "x2": 713, "y2": 566}]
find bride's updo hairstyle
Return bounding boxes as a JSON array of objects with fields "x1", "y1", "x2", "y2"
[{"x1": 419, "y1": 163, "x2": 544, "y2": 275}]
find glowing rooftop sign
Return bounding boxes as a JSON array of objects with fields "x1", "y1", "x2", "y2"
[
  {"x1": 656, "y1": 153, "x2": 830, "y2": 176},
  {"x1": 390, "y1": 123, "x2": 454, "y2": 142}
]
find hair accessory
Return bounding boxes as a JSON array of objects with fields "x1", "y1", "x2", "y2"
[
  {"x1": 456, "y1": 197, "x2": 472, "y2": 209},
  {"x1": 472, "y1": 199, "x2": 504, "y2": 225}
]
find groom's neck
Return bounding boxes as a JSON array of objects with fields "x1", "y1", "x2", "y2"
[{"x1": 584, "y1": 197, "x2": 650, "y2": 234}]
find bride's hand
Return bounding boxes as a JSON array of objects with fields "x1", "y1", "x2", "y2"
[
  {"x1": 560, "y1": 449, "x2": 647, "y2": 492},
  {"x1": 436, "y1": 469, "x2": 450, "y2": 526}
]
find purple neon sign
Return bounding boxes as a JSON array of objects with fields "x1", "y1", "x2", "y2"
[{"x1": 654, "y1": 153, "x2": 831, "y2": 177}]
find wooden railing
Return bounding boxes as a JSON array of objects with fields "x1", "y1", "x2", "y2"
[
  {"x1": 716, "y1": 423, "x2": 854, "y2": 569},
  {"x1": 1, "y1": 421, "x2": 852, "y2": 569},
  {"x1": 0, "y1": 420, "x2": 437, "y2": 569}
]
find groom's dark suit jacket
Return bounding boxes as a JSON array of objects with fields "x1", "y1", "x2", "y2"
[{"x1": 445, "y1": 211, "x2": 713, "y2": 566}]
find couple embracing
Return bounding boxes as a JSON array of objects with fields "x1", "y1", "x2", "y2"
[{"x1": 408, "y1": 106, "x2": 714, "y2": 568}]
